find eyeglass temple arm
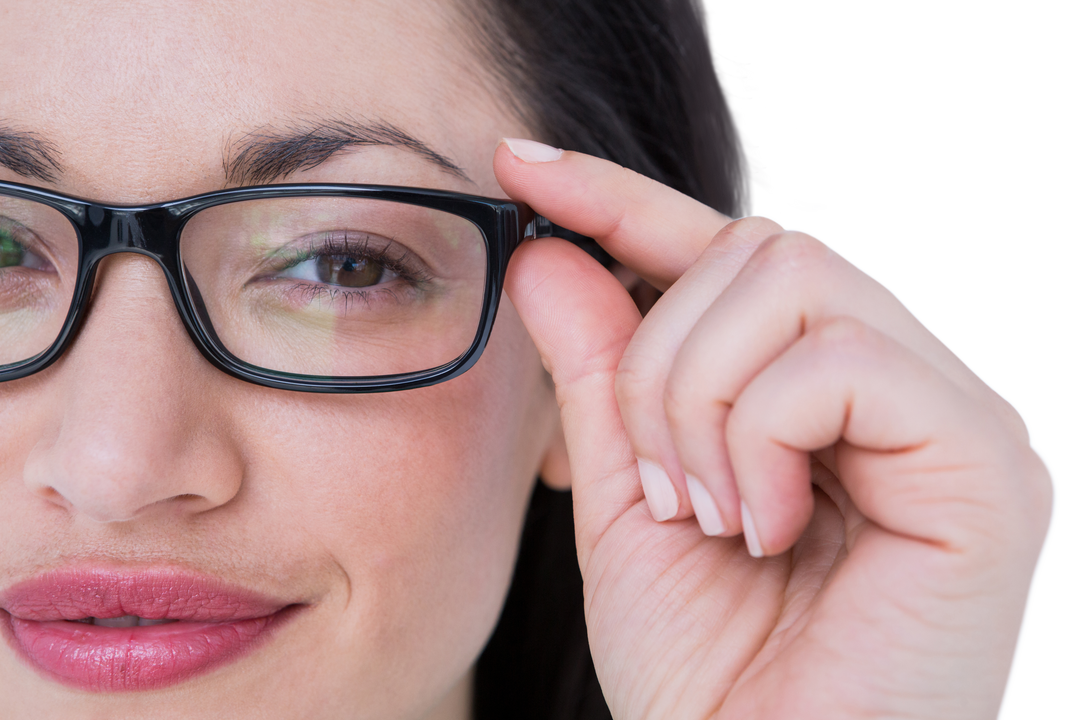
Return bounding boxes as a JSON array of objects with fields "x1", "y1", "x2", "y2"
[{"x1": 526, "y1": 214, "x2": 613, "y2": 266}]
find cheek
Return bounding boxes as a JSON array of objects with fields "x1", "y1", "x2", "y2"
[{"x1": 235, "y1": 298, "x2": 552, "y2": 689}]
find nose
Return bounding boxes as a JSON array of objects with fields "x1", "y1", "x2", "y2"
[{"x1": 21, "y1": 254, "x2": 244, "y2": 523}]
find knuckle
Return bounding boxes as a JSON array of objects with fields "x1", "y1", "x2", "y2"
[
  {"x1": 756, "y1": 232, "x2": 829, "y2": 272},
  {"x1": 712, "y1": 215, "x2": 785, "y2": 246},
  {"x1": 613, "y1": 349, "x2": 664, "y2": 411},
  {"x1": 1013, "y1": 446, "x2": 1054, "y2": 538},
  {"x1": 806, "y1": 315, "x2": 881, "y2": 358},
  {"x1": 601, "y1": 165, "x2": 651, "y2": 234},
  {"x1": 661, "y1": 372, "x2": 698, "y2": 429},
  {"x1": 813, "y1": 314, "x2": 869, "y2": 338},
  {"x1": 751, "y1": 230, "x2": 832, "y2": 279},
  {"x1": 951, "y1": 444, "x2": 1054, "y2": 566}
]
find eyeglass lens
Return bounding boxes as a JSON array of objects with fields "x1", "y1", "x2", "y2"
[
  {"x1": 0, "y1": 194, "x2": 78, "y2": 366},
  {"x1": 0, "y1": 194, "x2": 489, "y2": 379}
]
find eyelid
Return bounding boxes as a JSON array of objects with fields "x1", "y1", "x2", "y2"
[
  {"x1": 259, "y1": 230, "x2": 434, "y2": 283},
  {"x1": 0, "y1": 216, "x2": 38, "y2": 245},
  {"x1": 0, "y1": 216, "x2": 59, "y2": 270}
]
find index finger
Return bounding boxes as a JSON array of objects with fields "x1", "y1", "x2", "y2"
[{"x1": 494, "y1": 139, "x2": 732, "y2": 289}]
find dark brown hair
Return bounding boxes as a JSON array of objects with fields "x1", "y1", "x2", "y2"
[{"x1": 470, "y1": 1, "x2": 744, "y2": 717}]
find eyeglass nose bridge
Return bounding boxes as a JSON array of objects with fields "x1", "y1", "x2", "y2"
[
  {"x1": 81, "y1": 205, "x2": 181, "y2": 267},
  {"x1": 60, "y1": 203, "x2": 210, "y2": 376},
  {"x1": 73, "y1": 205, "x2": 190, "y2": 326},
  {"x1": 109, "y1": 211, "x2": 147, "y2": 251}
]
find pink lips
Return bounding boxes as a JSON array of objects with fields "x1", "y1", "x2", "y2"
[{"x1": 0, "y1": 569, "x2": 299, "y2": 692}]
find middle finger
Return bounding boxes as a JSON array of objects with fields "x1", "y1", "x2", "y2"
[{"x1": 614, "y1": 217, "x2": 783, "y2": 524}]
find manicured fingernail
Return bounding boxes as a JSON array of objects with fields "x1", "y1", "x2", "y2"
[
  {"x1": 503, "y1": 138, "x2": 564, "y2": 163},
  {"x1": 740, "y1": 501, "x2": 763, "y2": 557},
  {"x1": 637, "y1": 458, "x2": 679, "y2": 522},
  {"x1": 686, "y1": 475, "x2": 726, "y2": 536}
]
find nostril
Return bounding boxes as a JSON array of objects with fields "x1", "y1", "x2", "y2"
[{"x1": 33, "y1": 485, "x2": 72, "y2": 508}]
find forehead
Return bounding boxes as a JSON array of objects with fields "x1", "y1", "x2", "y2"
[{"x1": 0, "y1": 0, "x2": 508, "y2": 200}]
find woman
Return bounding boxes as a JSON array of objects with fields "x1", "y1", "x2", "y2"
[{"x1": 0, "y1": 0, "x2": 1051, "y2": 718}]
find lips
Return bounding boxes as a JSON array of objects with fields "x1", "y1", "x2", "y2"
[{"x1": 0, "y1": 569, "x2": 300, "y2": 692}]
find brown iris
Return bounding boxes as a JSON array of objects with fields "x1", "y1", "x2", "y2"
[{"x1": 315, "y1": 254, "x2": 383, "y2": 288}]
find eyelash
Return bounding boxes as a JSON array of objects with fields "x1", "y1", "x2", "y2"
[
  {"x1": 0, "y1": 219, "x2": 56, "y2": 273},
  {"x1": 265, "y1": 231, "x2": 433, "y2": 305}
]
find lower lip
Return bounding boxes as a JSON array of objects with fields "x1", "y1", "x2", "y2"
[{"x1": 1, "y1": 608, "x2": 296, "y2": 692}]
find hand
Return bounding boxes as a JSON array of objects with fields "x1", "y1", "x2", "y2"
[{"x1": 494, "y1": 140, "x2": 1052, "y2": 720}]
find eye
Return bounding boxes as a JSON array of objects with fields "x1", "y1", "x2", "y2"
[
  {"x1": 0, "y1": 226, "x2": 50, "y2": 271},
  {"x1": 315, "y1": 254, "x2": 390, "y2": 288},
  {"x1": 279, "y1": 253, "x2": 398, "y2": 289}
]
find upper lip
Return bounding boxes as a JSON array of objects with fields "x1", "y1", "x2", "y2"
[{"x1": 0, "y1": 568, "x2": 292, "y2": 623}]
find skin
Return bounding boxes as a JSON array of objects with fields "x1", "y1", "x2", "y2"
[
  {"x1": 0, "y1": 1, "x2": 555, "y2": 718},
  {"x1": 0, "y1": 1, "x2": 1052, "y2": 719},
  {"x1": 498, "y1": 148, "x2": 1052, "y2": 718}
]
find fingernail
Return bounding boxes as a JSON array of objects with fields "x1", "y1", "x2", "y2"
[
  {"x1": 686, "y1": 475, "x2": 726, "y2": 536},
  {"x1": 637, "y1": 458, "x2": 679, "y2": 522},
  {"x1": 503, "y1": 138, "x2": 564, "y2": 163},
  {"x1": 740, "y1": 501, "x2": 763, "y2": 558}
]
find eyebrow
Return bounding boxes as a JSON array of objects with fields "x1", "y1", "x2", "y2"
[
  {"x1": 0, "y1": 118, "x2": 471, "y2": 189},
  {"x1": 0, "y1": 126, "x2": 63, "y2": 183},
  {"x1": 224, "y1": 118, "x2": 473, "y2": 186}
]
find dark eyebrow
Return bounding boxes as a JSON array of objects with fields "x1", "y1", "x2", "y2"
[
  {"x1": 224, "y1": 118, "x2": 472, "y2": 186},
  {"x1": 0, "y1": 126, "x2": 63, "y2": 183}
]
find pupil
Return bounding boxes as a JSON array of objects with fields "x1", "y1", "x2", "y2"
[
  {"x1": 316, "y1": 255, "x2": 381, "y2": 288},
  {"x1": 0, "y1": 234, "x2": 25, "y2": 268}
]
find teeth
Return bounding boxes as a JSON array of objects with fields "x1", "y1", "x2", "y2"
[{"x1": 77, "y1": 616, "x2": 179, "y2": 627}]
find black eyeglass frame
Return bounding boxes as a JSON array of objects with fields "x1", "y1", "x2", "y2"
[{"x1": 0, "y1": 180, "x2": 579, "y2": 393}]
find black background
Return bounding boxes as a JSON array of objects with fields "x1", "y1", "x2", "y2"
[{"x1": 708, "y1": 2, "x2": 1062, "y2": 716}]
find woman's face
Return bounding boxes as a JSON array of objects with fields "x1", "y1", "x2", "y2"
[{"x1": 0, "y1": 1, "x2": 560, "y2": 717}]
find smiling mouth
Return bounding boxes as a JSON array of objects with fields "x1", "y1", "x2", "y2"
[{"x1": 0, "y1": 568, "x2": 304, "y2": 692}]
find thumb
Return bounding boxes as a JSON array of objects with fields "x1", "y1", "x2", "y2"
[{"x1": 504, "y1": 238, "x2": 646, "y2": 559}]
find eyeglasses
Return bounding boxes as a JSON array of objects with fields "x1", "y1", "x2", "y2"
[{"x1": 0, "y1": 180, "x2": 584, "y2": 393}]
